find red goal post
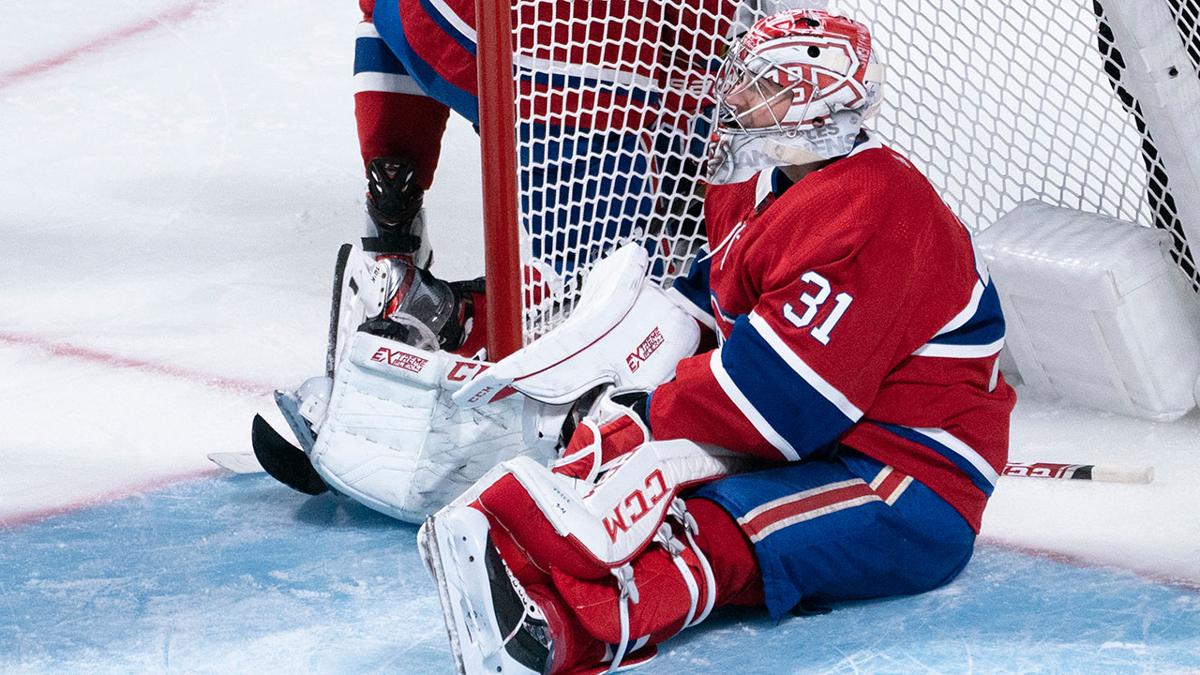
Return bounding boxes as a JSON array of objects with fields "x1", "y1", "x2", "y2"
[
  {"x1": 476, "y1": 0, "x2": 523, "y2": 359},
  {"x1": 475, "y1": 0, "x2": 1200, "y2": 360}
]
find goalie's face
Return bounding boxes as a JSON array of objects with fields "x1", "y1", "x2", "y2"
[{"x1": 720, "y1": 66, "x2": 796, "y2": 131}]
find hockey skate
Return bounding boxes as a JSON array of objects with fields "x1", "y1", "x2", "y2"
[
  {"x1": 419, "y1": 507, "x2": 554, "y2": 675},
  {"x1": 363, "y1": 156, "x2": 433, "y2": 268}
]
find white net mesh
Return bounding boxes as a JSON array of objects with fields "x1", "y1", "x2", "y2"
[{"x1": 502, "y1": 0, "x2": 1200, "y2": 342}]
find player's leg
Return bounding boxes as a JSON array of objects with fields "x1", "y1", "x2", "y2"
[
  {"x1": 421, "y1": 497, "x2": 758, "y2": 674},
  {"x1": 692, "y1": 447, "x2": 977, "y2": 620},
  {"x1": 421, "y1": 442, "x2": 764, "y2": 673},
  {"x1": 355, "y1": 0, "x2": 451, "y2": 265},
  {"x1": 425, "y1": 447, "x2": 974, "y2": 672}
]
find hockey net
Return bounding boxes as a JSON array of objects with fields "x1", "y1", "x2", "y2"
[{"x1": 476, "y1": 0, "x2": 1200, "y2": 356}]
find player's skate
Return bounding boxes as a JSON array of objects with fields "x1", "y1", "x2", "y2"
[{"x1": 419, "y1": 507, "x2": 554, "y2": 675}]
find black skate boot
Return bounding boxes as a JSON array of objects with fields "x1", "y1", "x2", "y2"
[{"x1": 363, "y1": 157, "x2": 432, "y2": 268}]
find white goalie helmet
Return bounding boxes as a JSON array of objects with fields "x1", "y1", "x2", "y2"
[{"x1": 708, "y1": 9, "x2": 886, "y2": 183}]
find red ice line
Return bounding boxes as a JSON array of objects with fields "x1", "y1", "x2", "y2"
[
  {"x1": 0, "y1": 331, "x2": 273, "y2": 529},
  {"x1": 979, "y1": 536, "x2": 1200, "y2": 593},
  {"x1": 0, "y1": 1, "x2": 206, "y2": 90},
  {"x1": 3, "y1": 331, "x2": 1199, "y2": 592},
  {"x1": 0, "y1": 332, "x2": 274, "y2": 396},
  {"x1": 0, "y1": 467, "x2": 221, "y2": 529}
]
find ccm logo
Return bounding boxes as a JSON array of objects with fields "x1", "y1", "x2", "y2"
[
  {"x1": 370, "y1": 347, "x2": 428, "y2": 373},
  {"x1": 626, "y1": 327, "x2": 665, "y2": 373},
  {"x1": 447, "y1": 361, "x2": 489, "y2": 382},
  {"x1": 602, "y1": 469, "x2": 668, "y2": 542}
]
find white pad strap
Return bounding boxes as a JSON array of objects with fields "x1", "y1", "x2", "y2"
[
  {"x1": 453, "y1": 244, "x2": 700, "y2": 408},
  {"x1": 655, "y1": 522, "x2": 700, "y2": 630},
  {"x1": 609, "y1": 563, "x2": 639, "y2": 673},
  {"x1": 671, "y1": 499, "x2": 717, "y2": 628}
]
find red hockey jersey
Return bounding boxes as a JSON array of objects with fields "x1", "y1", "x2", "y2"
[{"x1": 654, "y1": 137, "x2": 1016, "y2": 531}]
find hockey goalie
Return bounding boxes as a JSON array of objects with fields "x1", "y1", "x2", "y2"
[
  {"x1": 256, "y1": 7, "x2": 1015, "y2": 673},
  {"x1": 412, "y1": 9, "x2": 1016, "y2": 674}
]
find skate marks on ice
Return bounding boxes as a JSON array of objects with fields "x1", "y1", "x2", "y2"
[
  {"x1": 1, "y1": 476, "x2": 1198, "y2": 673},
  {"x1": 0, "y1": 476, "x2": 448, "y2": 673}
]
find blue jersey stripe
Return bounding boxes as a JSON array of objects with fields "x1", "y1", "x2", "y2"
[
  {"x1": 671, "y1": 250, "x2": 714, "y2": 318},
  {"x1": 873, "y1": 422, "x2": 996, "y2": 496},
  {"x1": 722, "y1": 316, "x2": 856, "y2": 458},
  {"x1": 354, "y1": 36, "x2": 407, "y2": 76},
  {"x1": 929, "y1": 280, "x2": 1005, "y2": 347},
  {"x1": 517, "y1": 70, "x2": 655, "y2": 105},
  {"x1": 372, "y1": 0, "x2": 479, "y2": 124}
]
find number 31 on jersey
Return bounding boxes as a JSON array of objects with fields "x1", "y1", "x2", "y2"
[{"x1": 782, "y1": 271, "x2": 853, "y2": 345}]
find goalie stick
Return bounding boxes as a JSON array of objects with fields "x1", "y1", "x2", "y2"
[
  {"x1": 233, "y1": 245, "x2": 354, "y2": 494},
  {"x1": 325, "y1": 243, "x2": 353, "y2": 378},
  {"x1": 1001, "y1": 462, "x2": 1154, "y2": 484},
  {"x1": 211, "y1": 454, "x2": 1155, "y2": 487}
]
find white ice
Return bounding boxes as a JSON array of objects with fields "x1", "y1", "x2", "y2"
[{"x1": 1, "y1": 0, "x2": 1197, "y2": 614}]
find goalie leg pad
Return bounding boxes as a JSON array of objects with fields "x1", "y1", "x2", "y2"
[
  {"x1": 309, "y1": 329, "x2": 555, "y2": 523},
  {"x1": 469, "y1": 439, "x2": 747, "y2": 580},
  {"x1": 542, "y1": 498, "x2": 759, "y2": 670},
  {"x1": 548, "y1": 517, "x2": 712, "y2": 648}
]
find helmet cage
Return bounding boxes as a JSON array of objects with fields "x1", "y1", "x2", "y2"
[{"x1": 714, "y1": 17, "x2": 873, "y2": 138}]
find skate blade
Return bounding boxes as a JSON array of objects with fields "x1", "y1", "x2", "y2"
[
  {"x1": 420, "y1": 515, "x2": 470, "y2": 675},
  {"x1": 420, "y1": 510, "x2": 512, "y2": 675}
]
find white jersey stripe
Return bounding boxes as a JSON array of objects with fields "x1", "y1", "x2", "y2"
[
  {"x1": 912, "y1": 336, "x2": 1005, "y2": 359},
  {"x1": 907, "y1": 426, "x2": 1000, "y2": 487},
  {"x1": 426, "y1": 0, "x2": 477, "y2": 43},
  {"x1": 513, "y1": 55, "x2": 658, "y2": 90},
  {"x1": 354, "y1": 72, "x2": 427, "y2": 96},
  {"x1": 738, "y1": 478, "x2": 864, "y2": 523},
  {"x1": 355, "y1": 22, "x2": 380, "y2": 39},
  {"x1": 709, "y1": 351, "x2": 800, "y2": 461},
  {"x1": 868, "y1": 466, "x2": 893, "y2": 490},
  {"x1": 885, "y1": 476, "x2": 914, "y2": 506},
  {"x1": 749, "y1": 494, "x2": 881, "y2": 543},
  {"x1": 748, "y1": 312, "x2": 864, "y2": 421},
  {"x1": 933, "y1": 279, "x2": 984, "y2": 338}
]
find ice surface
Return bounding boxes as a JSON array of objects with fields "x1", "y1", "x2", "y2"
[
  {"x1": 2, "y1": 0, "x2": 1198, "y2": 670},
  {"x1": 2, "y1": 476, "x2": 1198, "y2": 673}
]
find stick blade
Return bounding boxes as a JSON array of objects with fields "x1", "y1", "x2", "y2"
[
  {"x1": 207, "y1": 451, "x2": 264, "y2": 474},
  {"x1": 251, "y1": 414, "x2": 329, "y2": 495}
]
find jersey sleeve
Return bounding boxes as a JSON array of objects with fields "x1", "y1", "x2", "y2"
[
  {"x1": 666, "y1": 247, "x2": 717, "y2": 332},
  {"x1": 649, "y1": 195, "x2": 947, "y2": 462}
]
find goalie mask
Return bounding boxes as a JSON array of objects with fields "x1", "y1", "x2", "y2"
[{"x1": 708, "y1": 9, "x2": 885, "y2": 184}]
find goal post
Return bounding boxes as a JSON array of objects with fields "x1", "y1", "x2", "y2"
[
  {"x1": 475, "y1": 0, "x2": 523, "y2": 359},
  {"x1": 474, "y1": 0, "x2": 1200, "y2": 358}
]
